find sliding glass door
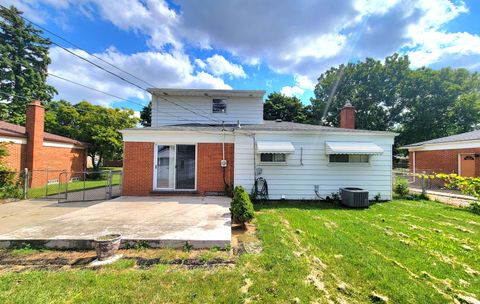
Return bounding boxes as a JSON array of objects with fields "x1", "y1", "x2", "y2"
[{"x1": 155, "y1": 144, "x2": 196, "y2": 190}]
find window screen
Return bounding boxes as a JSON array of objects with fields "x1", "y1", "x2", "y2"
[
  {"x1": 260, "y1": 153, "x2": 287, "y2": 163},
  {"x1": 329, "y1": 154, "x2": 369, "y2": 163},
  {"x1": 212, "y1": 99, "x2": 227, "y2": 113}
]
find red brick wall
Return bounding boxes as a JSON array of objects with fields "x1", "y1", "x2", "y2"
[
  {"x1": 409, "y1": 148, "x2": 480, "y2": 176},
  {"x1": 122, "y1": 142, "x2": 154, "y2": 196},
  {"x1": 122, "y1": 142, "x2": 234, "y2": 196},
  {"x1": 197, "y1": 143, "x2": 234, "y2": 195},
  {"x1": 2, "y1": 142, "x2": 26, "y2": 172}
]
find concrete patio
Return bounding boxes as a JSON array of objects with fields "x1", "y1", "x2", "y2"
[{"x1": 0, "y1": 196, "x2": 231, "y2": 249}]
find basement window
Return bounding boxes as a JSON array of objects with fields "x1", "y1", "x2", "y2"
[
  {"x1": 329, "y1": 154, "x2": 369, "y2": 163},
  {"x1": 212, "y1": 99, "x2": 227, "y2": 113},
  {"x1": 260, "y1": 153, "x2": 287, "y2": 163}
]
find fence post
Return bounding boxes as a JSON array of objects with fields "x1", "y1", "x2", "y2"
[
  {"x1": 108, "y1": 170, "x2": 113, "y2": 199},
  {"x1": 23, "y1": 168, "x2": 28, "y2": 200},
  {"x1": 45, "y1": 168, "x2": 48, "y2": 198},
  {"x1": 422, "y1": 170, "x2": 426, "y2": 195}
]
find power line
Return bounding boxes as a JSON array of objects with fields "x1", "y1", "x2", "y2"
[
  {"x1": 0, "y1": 5, "x2": 224, "y2": 124},
  {"x1": 47, "y1": 73, "x2": 145, "y2": 107},
  {"x1": 15, "y1": 13, "x2": 157, "y2": 89}
]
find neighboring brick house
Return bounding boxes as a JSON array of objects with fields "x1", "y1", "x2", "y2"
[
  {"x1": 0, "y1": 100, "x2": 87, "y2": 187},
  {"x1": 402, "y1": 130, "x2": 480, "y2": 177},
  {"x1": 121, "y1": 89, "x2": 396, "y2": 200}
]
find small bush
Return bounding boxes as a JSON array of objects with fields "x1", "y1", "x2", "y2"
[
  {"x1": 230, "y1": 186, "x2": 254, "y2": 225},
  {"x1": 468, "y1": 202, "x2": 480, "y2": 215},
  {"x1": 394, "y1": 176, "x2": 409, "y2": 198}
]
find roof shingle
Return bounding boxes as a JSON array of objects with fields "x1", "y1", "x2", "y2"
[
  {"x1": 0, "y1": 120, "x2": 87, "y2": 146},
  {"x1": 403, "y1": 129, "x2": 480, "y2": 148}
]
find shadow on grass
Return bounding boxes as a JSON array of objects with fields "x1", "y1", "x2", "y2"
[{"x1": 253, "y1": 200, "x2": 382, "y2": 211}]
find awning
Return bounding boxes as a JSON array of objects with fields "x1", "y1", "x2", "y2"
[
  {"x1": 325, "y1": 141, "x2": 384, "y2": 155},
  {"x1": 256, "y1": 141, "x2": 295, "y2": 153}
]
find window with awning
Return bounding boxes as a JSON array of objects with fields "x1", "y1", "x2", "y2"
[
  {"x1": 256, "y1": 141, "x2": 295, "y2": 154},
  {"x1": 325, "y1": 142, "x2": 384, "y2": 155}
]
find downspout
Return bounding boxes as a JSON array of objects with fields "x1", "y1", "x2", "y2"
[{"x1": 412, "y1": 150, "x2": 416, "y2": 182}]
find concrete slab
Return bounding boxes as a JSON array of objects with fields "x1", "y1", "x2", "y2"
[{"x1": 0, "y1": 196, "x2": 231, "y2": 249}]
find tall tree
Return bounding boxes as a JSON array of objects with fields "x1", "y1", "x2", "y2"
[
  {"x1": 312, "y1": 54, "x2": 480, "y2": 149},
  {"x1": 0, "y1": 5, "x2": 56, "y2": 124},
  {"x1": 311, "y1": 53, "x2": 410, "y2": 131},
  {"x1": 45, "y1": 101, "x2": 138, "y2": 170},
  {"x1": 140, "y1": 101, "x2": 151, "y2": 127},
  {"x1": 263, "y1": 92, "x2": 311, "y2": 123}
]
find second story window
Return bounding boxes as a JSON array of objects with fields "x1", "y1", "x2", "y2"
[{"x1": 212, "y1": 99, "x2": 227, "y2": 113}]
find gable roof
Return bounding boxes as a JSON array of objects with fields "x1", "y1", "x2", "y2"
[
  {"x1": 122, "y1": 120, "x2": 396, "y2": 136},
  {"x1": 0, "y1": 120, "x2": 87, "y2": 146},
  {"x1": 403, "y1": 129, "x2": 480, "y2": 148}
]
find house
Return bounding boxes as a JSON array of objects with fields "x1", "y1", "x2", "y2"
[
  {"x1": 402, "y1": 130, "x2": 480, "y2": 177},
  {"x1": 0, "y1": 100, "x2": 87, "y2": 187},
  {"x1": 121, "y1": 89, "x2": 396, "y2": 200}
]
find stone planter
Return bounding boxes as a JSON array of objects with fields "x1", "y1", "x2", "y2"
[{"x1": 94, "y1": 234, "x2": 121, "y2": 261}]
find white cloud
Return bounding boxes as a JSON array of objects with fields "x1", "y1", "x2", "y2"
[
  {"x1": 47, "y1": 46, "x2": 231, "y2": 106},
  {"x1": 294, "y1": 74, "x2": 316, "y2": 91},
  {"x1": 280, "y1": 86, "x2": 304, "y2": 98},
  {"x1": 203, "y1": 55, "x2": 246, "y2": 78},
  {"x1": 194, "y1": 58, "x2": 206, "y2": 69}
]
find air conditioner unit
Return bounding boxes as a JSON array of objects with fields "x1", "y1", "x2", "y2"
[{"x1": 339, "y1": 187, "x2": 369, "y2": 208}]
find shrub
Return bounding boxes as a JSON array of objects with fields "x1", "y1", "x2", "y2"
[
  {"x1": 468, "y1": 202, "x2": 480, "y2": 215},
  {"x1": 230, "y1": 186, "x2": 254, "y2": 225},
  {"x1": 0, "y1": 143, "x2": 23, "y2": 199},
  {"x1": 394, "y1": 176, "x2": 409, "y2": 198}
]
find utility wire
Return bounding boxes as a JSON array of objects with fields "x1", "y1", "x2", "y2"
[
  {"x1": 1, "y1": 5, "x2": 224, "y2": 124},
  {"x1": 13, "y1": 12, "x2": 157, "y2": 89}
]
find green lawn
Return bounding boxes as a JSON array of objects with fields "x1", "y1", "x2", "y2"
[
  {"x1": 0, "y1": 199, "x2": 479, "y2": 303},
  {"x1": 28, "y1": 172, "x2": 121, "y2": 199}
]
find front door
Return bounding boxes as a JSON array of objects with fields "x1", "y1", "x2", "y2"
[
  {"x1": 460, "y1": 154, "x2": 475, "y2": 177},
  {"x1": 175, "y1": 145, "x2": 196, "y2": 189},
  {"x1": 155, "y1": 144, "x2": 196, "y2": 190}
]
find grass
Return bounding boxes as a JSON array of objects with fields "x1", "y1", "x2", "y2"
[
  {"x1": 0, "y1": 199, "x2": 479, "y2": 303},
  {"x1": 28, "y1": 172, "x2": 121, "y2": 199}
]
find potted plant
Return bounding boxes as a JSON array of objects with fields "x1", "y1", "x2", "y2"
[{"x1": 94, "y1": 234, "x2": 122, "y2": 261}]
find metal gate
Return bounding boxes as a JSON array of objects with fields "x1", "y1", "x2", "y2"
[{"x1": 57, "y1": 170, "x2": 122, "y2": 203}]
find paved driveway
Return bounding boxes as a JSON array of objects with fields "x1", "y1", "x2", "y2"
[{"x1": 0, "y1": 196, "x2": 231, "y2": 249}]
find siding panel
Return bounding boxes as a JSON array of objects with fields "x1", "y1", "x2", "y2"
[{"x1": 234, "y1": 133, "x2": 394, "y2": 200}]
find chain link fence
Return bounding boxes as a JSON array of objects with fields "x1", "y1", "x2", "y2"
[
  {"x1": 0, "y1": 168, "x2": 122, "y2": 202},
  {"x1": 393, "y1": 169, "x2": 470, "y2": 198}
]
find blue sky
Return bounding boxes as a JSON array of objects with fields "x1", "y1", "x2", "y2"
[{"x1": 2, "y1": 0, "x2": 479, "y2": 114}]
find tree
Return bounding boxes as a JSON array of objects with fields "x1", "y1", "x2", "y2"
[
  {"x1": 311, "y1": 53, "x2": 410, "y2": 131},
  {"x1": 0, "y1": 6, "x2": 56, "y2": 124},
  {"x1": 263, "y1": 92, "x2": 311, "y2": 123},
  {"x1": 312, "y1": 53, "x2": 480, "y2": 150},
  {"x1": 140, "y1": 101, "x2": 151, "y2": 127},
  {"x1": 45, "y1": 100, "x2": 138, "y2": 170}
]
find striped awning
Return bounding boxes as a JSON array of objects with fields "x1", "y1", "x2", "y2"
[
  {"x1": 325, "y1": 142, "x2": 384, "y2": 155},
  {"x1": 256, "y1": 141, "x2": 295, "y2": 153}
]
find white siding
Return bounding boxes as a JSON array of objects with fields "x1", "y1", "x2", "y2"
[
  {"x1": 234, "y1": 133, "x2": 394, "y2": 200},
  {"x1": 152, "y1": 95, "x2": 263, "y2": 127}
]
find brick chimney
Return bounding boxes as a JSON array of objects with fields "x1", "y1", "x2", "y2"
[
  {"x1": 340, "y1": 102, "x2": 355, "y2": 129},
  {"x1": 25, "y1": 100, "x2": 44, "y2": 174}
]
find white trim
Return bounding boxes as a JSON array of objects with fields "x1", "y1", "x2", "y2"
[
  {"x1": 405, "y1": 139, "x2": 480, "y2": 151},
  {"x1": 121, "y1": 129, "x2": 396, "y2": 142},
  {"x1": 153, "y1": 143, "x2": 197, "y2": 192},
  {"x1": 43, "y1": 141, "x2": 85, "y2": 149},
  {"x1": 0, "y1": 136, "x2": 26, "y2": 144}
]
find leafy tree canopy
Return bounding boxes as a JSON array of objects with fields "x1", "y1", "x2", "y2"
[
  {"x1": 45, "y1": 100, "x2": 139, "y2": 170},
  {"x1": 263, "y1": 92, "x2": 312, "y2": 123},
  {"x1": 0, "y1": 5, "x2": 56, "y2": 124},
  {"x1": 311, "y1": 53, "x2": 480, "y2": 149},
  {"x1": 140, "y1": 101, "x2": 151, "y2": 127}
]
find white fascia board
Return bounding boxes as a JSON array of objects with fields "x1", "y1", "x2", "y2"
[
  {"x1": 122, "y1": 130, "x2": 235, "y2": 143},
  {"x1": 406, "y1": 140, "x2": 480, "y2": 151},
  {"x1": 43, "y1": 141, "x2": 85, "y2": 149},
  {"x1": 0, "y1": 136, "x2": 27, "y2": 144}
]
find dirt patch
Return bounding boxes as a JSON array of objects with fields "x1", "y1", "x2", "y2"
[
  {"x1": 232, "y1": 223, "x2": 262, "y2": 255},
  {"x1": 0, "y1": 247, "x2": 236, "y2": 273}
]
